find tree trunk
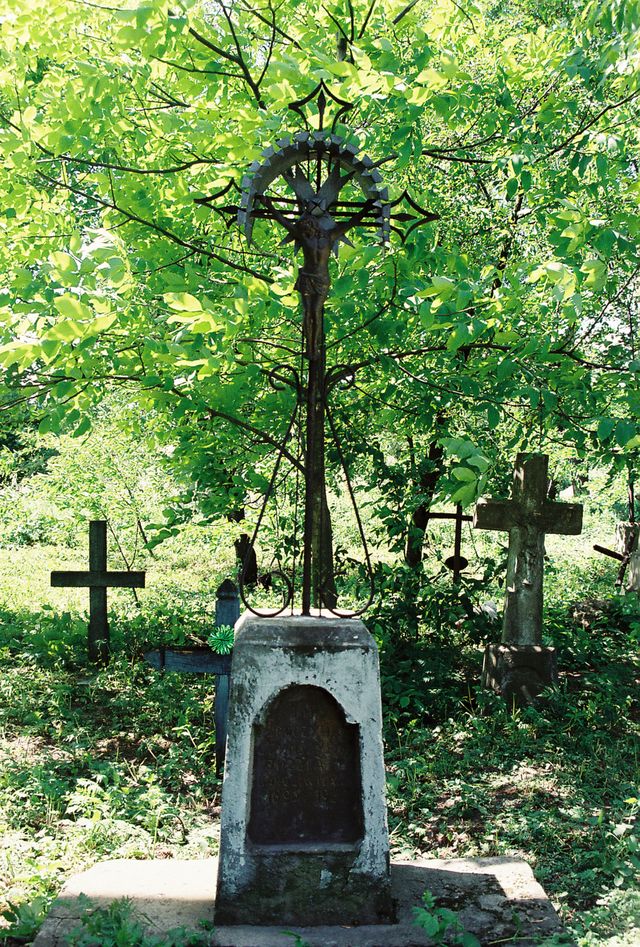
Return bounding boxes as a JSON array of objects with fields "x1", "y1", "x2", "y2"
[{"x1": 405, "y1": 439, "x2": 444, "y2": 568}]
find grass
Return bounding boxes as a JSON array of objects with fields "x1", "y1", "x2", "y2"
[{"x1": 0, "y1": 516, "x2": 638, "y2": 945}]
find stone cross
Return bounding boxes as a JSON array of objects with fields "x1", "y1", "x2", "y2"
[
  {"x1": 51, "y1": 520, "x2": 145, "y2": 664},
  {"x1": 474, "y1": 454, "x2": 583, "y2": 646}
]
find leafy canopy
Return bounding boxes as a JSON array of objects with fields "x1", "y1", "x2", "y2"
[{"x1": 0, "y1": 0, "x2": 639, "y2": 515}]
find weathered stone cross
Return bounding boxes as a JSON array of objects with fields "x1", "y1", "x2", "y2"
[
  {"x1": 51, "y1": 520, "x2": 145, "y2": 664},
  {"x1": 474, "y1": 453, "x2": 583, "y2": 647}
]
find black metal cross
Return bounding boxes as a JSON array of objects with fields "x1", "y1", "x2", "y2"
[
  {"x1": 144, "y1": 580, "x2": 240, "y2": 775},
  {"x1": 427, "y1": 504, "x2": 472, "y2": 583},
  {"x1": 51, "y1": 520, "x2": 145, "y2": 664},
  {"x1": 206, "y1": 82, "x2": 437, "y2": 617}
]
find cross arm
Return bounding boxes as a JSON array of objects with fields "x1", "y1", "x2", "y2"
[
  {"x1": 51, "y1": 570, "x2": 146, "y2": 589},
  {"x1": 473, "y1": 499, "x2": 517, "y2": 532},
  {"x1": 539, "y1": 501, "x2": 583, "y2": 535},
  {"x1": 144, "y1": 647, "x2": 231, "y2": 675},
  {"x1": 474, "y1": 498, "x2": 583, "y2": 535}
]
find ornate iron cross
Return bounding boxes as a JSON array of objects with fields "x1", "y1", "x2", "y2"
[{"x1": 207, "y1": 83, "x2": 437, "y2": 617}]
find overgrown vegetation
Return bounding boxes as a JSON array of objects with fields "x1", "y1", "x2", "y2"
[
  {"x1": 0, "y1": 0, "x2": 639, "y2": 942},
  {"x1": 0, "y1": 430, "x2": 638, "y2": 946}
]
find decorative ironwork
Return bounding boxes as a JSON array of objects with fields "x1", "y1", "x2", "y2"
[{"x1": 204, "y1": 84, "x2": 439, "y2": 617}]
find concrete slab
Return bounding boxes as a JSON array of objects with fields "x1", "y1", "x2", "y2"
[{"x1": 33, "y1": 856, "x2": 564, "y2": 946}]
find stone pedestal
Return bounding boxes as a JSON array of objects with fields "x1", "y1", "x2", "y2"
[
  {"x1": 215, "y1": 613, "x2": 392, "y2": 926},
  {"x1": 482, "y1": 645, "x2": 557, "y2": 703}
]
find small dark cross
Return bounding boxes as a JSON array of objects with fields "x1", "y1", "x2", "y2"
[
  {"x1": 474, "y1": 454, "x2": 582, "y2": 646},
  {"x1": 144, "y1": 580, "x2": 240, "y2": 775},
  {"x1": 51, "y1": 520, "x2": 145, "y2": 664},
  {"x1": 427, "y1": 504, "x2": 472, "y2": 583}
]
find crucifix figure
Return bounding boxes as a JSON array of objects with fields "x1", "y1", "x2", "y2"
[
  {"x1": 474, "y1": 453, "x2": 583, "y2": 645},
  {"x1": 258, "y1": 166, "x2": 380, "y2": 613},
  {"x1": 51, "y1": 520, "x2": 145, "y2": 664}
]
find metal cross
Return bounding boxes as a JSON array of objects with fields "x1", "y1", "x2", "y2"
[
  {"x1": 205, "y1": 82, "x2": 437, "y2": 617},
  {"x1": 427, "y1": 504, "x2": 472, "y2": 583},
  {"x1": 51, "y1": 520, "x2": 145, "y2": 664},
  {"x1": 144, "y1": 580, "x2": 239, "y2": 775}
]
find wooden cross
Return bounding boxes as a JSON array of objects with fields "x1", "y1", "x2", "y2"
[
  {"x1": 427, "y1": 504, "x2": 472, "y2": 583},
  {"x1": 474, "y1": 454, "x2": 583, "y2": 646},
  {"x1": 51, "y1": 520, "x2": 145, "y2": 664}
]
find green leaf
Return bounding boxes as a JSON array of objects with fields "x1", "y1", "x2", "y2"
[
  {"x1": 487, "y1": 405, "x2": 500, "y2": 427},
  {"x1": 451, "y1": 466, "x2": 476, "y2": 482},
  {"x1": 164, "y1": 292, "x2": 203, "y2": 312},
  {"x1": 580, "y1": 259, "x2": 607, "y2": 289},
  {"x1": 49, "y1": 251, "x2": 76, "y2": 274},
  {"x1": 497, "y1": 359, "x2": 516, "y2": 380},
  {"x1": 615, "y1": 419, "x2": 636, "y2": 447},
  {"x1": 73, "y1": 416, "x2": 92, "y2": 437},
  {"x1": 89, "y1": 314, "x2": 118, "y2": 334},
  {"x1": 451, "y1": 482, "x2": 477, "y2": 505},
  {"x1": 597, "y1": 418, "x2": 615, "y2": 442},
  {"x1": 45, "y1": 320, "x2": 83, "y2": 342},
  {"x1": 54, "y1": 295, "x2": 92, "y2": 321}
]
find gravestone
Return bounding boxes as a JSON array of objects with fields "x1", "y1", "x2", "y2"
[
  {"x1": 626, "y1": 550, "x2": 640, "y2": 592},
  {"x1": 51, "y1": 520, "x2": 145, "y2": 664},
  {"x1": 617, "y1": 522, "x2": 640, "y2": 592},
  {"x1": 474, "y1": 453, "x2": 583, "y2": 701},
  {"x1": 248, "y1": 685, "x2": 363, "y2": 844},
  {"x1": 214, "y1": 613, "x2": 392, "y2": 926},
  {"x1": 616, "y1": 520, "x2": 639, "y2": 558}
]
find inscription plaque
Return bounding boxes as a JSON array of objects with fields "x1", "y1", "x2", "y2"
[{"x1": 248, "y1": 685, "x2": 363, "y2": 845}]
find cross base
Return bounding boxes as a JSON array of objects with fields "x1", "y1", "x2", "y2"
[{"x1": 482, "y1": 645, "x2": 557, "y2": 704}]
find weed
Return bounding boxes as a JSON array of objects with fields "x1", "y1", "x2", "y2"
[
  {"x1": 0, "y1": 896, "x2": 51, "y2": 943},
  {"x1": 412, "y1": 889, "x2": 481, "y2": 946},
  {"x1": 66, "y1": 897, "x2": 209, "y2": 946}
]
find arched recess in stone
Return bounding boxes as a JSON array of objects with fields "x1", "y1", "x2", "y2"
[{"x1": 248, "y1": 684, "x2": 363, "y2": 845}]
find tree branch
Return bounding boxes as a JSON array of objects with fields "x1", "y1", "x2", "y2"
[
  {"x1": 538, "y1": 89, "x2": 640, "y2": 163},
  {"x1": 36, "y1": 169, "x2": 272, "y2": 283}
]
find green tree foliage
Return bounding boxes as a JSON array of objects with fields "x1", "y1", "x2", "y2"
[{"x1": 0, "y1": 0, "x2": 639, "y2": 549}]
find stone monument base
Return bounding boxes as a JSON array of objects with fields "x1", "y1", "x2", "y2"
[
  {"x1": 215, "y1": 614, "x2": 392, "y2": 926},
  {"x1": 32, "y1": 856, "x2": 565, "y2": 947},
  {"x1": 215, "y1": 846, "x2": 391, "y2": 926},
  {"x1": 482, "y1": 644, "x2": 557, "y2": 703}
]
